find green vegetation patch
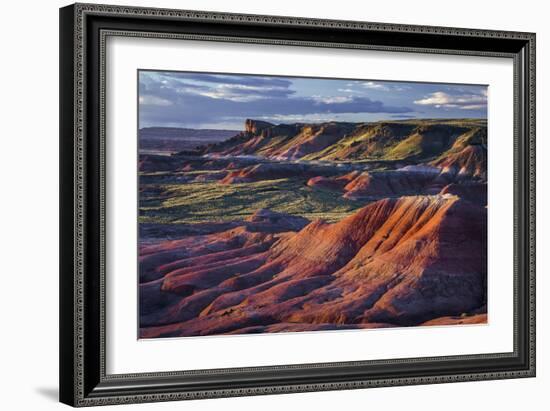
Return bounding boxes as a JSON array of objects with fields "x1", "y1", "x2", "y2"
[{"x1": 139, "y1": 176, "x2": 364, "y2": 224}]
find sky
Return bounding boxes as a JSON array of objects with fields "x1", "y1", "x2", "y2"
[{"x1": 139, "y1": 70, "x2": 488, "y2": 130}]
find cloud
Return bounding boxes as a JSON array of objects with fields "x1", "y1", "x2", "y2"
[
  {"x1": 312, "y1": 95, "x2": 353, "y2": 104},
  {"x1": 414, "y1": 91, "x2": 487, "y2": 110},
  {"x1": 167, "y1": 72, "x2": 292, "y2": 88},
  {"x1": 253, "y1": 113, "x2": 345, "y2": 123},
  {"x1": 138, "y1": 95, "x2": 172, "y2": 106},
  {"x1": 393, "y1": 85, "x2": 412, "y2": 92},
  {"x1": 361, "y1": 81, "x2": 390, "y2": 91},
  {"x1": 358, "y1": 81, "x2": 411, "y2": 92},
  {"x1": 458, "y1": 104, "x2": 486, "y2": 110},
  {"x1": 140, "y1": 93, "x2": 412, "y2": 128},
  {"x1": 196, "y1": 83, "x2": 295, "y2": 102},
  {"x1": 140, "y1": 72, "x2": 295, "y2": 103},
  {"x1": 139, "y1": 72, "x2": 414, "y2": 127}
]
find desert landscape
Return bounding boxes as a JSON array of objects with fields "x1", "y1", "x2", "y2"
[{"x1": 139, "y1": 115, "x2": 487, "y2": 338}]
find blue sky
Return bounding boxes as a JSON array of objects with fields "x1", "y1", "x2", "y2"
[{"x1": 139, "y1": 71, "x2": 487, "y2": 130}]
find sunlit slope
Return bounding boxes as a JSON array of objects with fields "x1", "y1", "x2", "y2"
[{"x1": 199, "y1": 118, "x2": 487, "y2": 163}]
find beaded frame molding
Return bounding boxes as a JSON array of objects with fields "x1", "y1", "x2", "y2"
[{"x1": 59, "y1": 3, "x2": 536, "y2": 407}]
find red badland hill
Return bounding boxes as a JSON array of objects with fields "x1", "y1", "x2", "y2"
[
  {"x1": 140, "y1": 195, "x2": 487, "y2": 338},
  {"x1": 306, "y1": 169, "x2": 486, "y2": 205}
]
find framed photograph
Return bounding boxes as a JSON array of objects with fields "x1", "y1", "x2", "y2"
[{"x1": 59, "y1": 3, "x2": 535, "y2": 407}]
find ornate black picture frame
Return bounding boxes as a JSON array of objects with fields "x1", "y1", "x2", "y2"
[{"x1": 59, "y1": 3, "x2": 535, "y2": 407}]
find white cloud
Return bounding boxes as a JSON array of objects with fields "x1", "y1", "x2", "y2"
[
  {"x1": 188, "y1": 83, "x2": 292, "y2": 102},
  {"x1": 414, "y1": 91, "x2": 487, "y2": 110},
  {"x1": 311, "y1": 95, "x2": 353, "y2": 104},
  {"x1": 459, "y1": 104, "x2": 487, "y2": 110},
  {"x1": 337, "y1": 88, "x2": 357, "y2": 93},
  {"x1": 361, "y1": 81, "x2": 390, "y2": 91},
  {"x1": 139, "y1": 95, "x2": 172, "y2": 106},
  {"x1": 256, "y1": 113, "x2": 343, "y2": 123},
  {"x1": 354, "y1": 81, "x2": 411, "y2": 92}
]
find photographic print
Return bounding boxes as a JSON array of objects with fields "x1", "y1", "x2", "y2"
[{"x1": 138, "y1": 71, "x2": 488, "y2": 339}]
